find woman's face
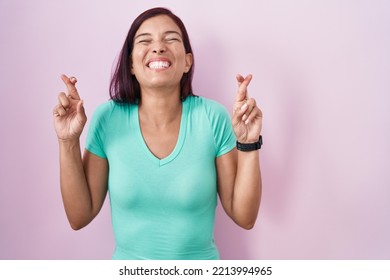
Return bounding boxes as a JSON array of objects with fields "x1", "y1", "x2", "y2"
[{"x1": 131, "y1": 15, "x2": 193, "y2": 93}]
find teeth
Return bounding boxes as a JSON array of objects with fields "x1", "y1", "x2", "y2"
[{"x1": 148, "y1": 61, "x2": 170, "y2": 69}]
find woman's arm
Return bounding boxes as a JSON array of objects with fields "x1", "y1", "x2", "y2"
[
  {"x1": 216, "y1": 149, "x2": 261, "y2": 229},
  {"x1": 217, "y1": 74, "x2": 263, "y2": 229},
  {"x1": 59, "y1": 142, "x2": 108, "y2": 230},
  {"x1": 54, "y1": 75, "x2": 108, "y2": 230}
]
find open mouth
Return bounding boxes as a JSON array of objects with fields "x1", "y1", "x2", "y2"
[{"x1": 148, "y1": 61, "x2": 171, "y2": 69}]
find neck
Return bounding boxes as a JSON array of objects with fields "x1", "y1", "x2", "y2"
[{"x1": 138, "y1": 88, "x2": 182, "y2": 127}]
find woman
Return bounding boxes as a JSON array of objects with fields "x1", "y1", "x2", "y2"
[{"x1": 53, "y1": 7, "x2": 263, "y2": 260}]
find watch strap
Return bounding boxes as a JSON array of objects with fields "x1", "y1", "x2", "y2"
[{"x1": 236, "y1": 135, "x2": 263, "y2": 152}]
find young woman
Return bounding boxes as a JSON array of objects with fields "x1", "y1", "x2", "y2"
[{"x1": 53, "y1": 7, "x2": 263, "y2": 260}]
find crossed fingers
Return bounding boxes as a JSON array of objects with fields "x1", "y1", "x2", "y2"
[{"x1": 53, "y1": 74, "x2": 80, "y2": 117}]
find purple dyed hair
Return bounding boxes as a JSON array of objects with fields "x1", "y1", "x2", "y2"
[{"x1": 109, "y1": 7, "x2": 195, "y2": 103}]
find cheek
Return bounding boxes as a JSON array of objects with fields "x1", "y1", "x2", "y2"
[
  {"x1": 130, "y1": 51, "x2": 144, "y2": 74},
  {"x1": 172, "y1": 48, "x2": 187, "y2": 67},
  {"x1": 131, "y1": 48, "x2": 147, "y2": 63}
]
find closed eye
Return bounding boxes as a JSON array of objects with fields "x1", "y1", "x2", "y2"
[
  {"x1": 164, "y1": 31, "x2": 182, "y2": 43},
  {"x1": 166, "y1": 37, "x2": 181, "y2": 42},
  {"x1": 136, "y1": 39, "x2": 152, "y2": 44}
]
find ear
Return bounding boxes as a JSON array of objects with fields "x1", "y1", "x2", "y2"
[{"x1": 184, "y1": 53, "x2": 193, "y2": 73}]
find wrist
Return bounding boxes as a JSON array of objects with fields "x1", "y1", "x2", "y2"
[
  {"x1": 236, "y1": 135, "x2": 262, "y2": 152},
  {"x1": 58, "y1": 137, "x2": 80, "y2": 148}
]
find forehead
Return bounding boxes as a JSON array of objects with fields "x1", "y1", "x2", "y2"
[{"x1": 135, "y1": 15, "x2": 182, "y2": 36}]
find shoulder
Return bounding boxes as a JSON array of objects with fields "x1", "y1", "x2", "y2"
[
  {"x1": 187, "y1": 96, "x2": 230, "y2": 116},
  {"x1": 87, "y1": 101, "x2": 135, "y2": 143},
  {"x1": 92, "y1": 100, "x2": 133, "y2": 120},
  {"x1": 92, "y1": 100, "x2": 114, "y2": 118},
  {"x1": 93, "y1": 100, "x2": 118, "y2": 115},
  {"x1": 186, "y1": 96, "x2": 233, "y2": 136}
]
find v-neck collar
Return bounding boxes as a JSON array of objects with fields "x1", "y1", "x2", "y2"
[{"x1": 132, "y1": 99, "x2": 188, "y2": 167}]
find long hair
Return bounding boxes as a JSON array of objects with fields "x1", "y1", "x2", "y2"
[{"x1": 109, "y1": 7, "x2": 195, "y2": 103}]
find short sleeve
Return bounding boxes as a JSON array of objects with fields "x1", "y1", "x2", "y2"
[
  {"x1": 203, "y1": 99, "x2": 237, "y2": 157},
  {"x1": 85, "y1": 102, "x2": 111, "y2": 159}
]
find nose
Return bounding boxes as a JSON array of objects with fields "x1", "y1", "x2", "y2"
[
  {"x1": 152, "y1": 42, "x2": 166, "y2": 54},
  {"x1": 153, "y1": 48, "x2": 165, "y2": 54}
]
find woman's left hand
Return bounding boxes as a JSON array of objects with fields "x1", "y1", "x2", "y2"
[{"x1": 232, "y1": 74, "x2": 263, "y2": 143}]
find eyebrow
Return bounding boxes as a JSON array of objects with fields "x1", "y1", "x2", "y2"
[{"x1": 134, "y1": 30, "x2": 182, "y2": 40}]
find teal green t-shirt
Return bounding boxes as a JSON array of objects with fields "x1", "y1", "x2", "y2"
[{"x1": 86, "y1": 96, "x2": 236, "y2": 259}]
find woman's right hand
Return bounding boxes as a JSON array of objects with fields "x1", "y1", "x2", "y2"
[{"x1": 53, "y1": 74, "x2": 87, "y2": 142}]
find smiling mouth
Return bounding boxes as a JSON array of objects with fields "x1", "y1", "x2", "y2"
[{"x1": 148, "y1": 61, "x2": 171, "y2": 69}]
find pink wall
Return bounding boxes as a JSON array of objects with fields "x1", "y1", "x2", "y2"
[{"x1": 1, "y1": 0, "x2": 389, "y2": 259}]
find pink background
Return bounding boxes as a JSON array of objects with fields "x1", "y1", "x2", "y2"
[{"x1": 1, "y1": 0, "x2": 389, "y2": 259}]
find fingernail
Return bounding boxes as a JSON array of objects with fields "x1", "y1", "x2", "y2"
[{"x1": 241, "y1": 103, "x2": 248, "y2": 111}]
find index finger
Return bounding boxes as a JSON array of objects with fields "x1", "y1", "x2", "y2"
[
  {"x1": 235, "y1": 74, "x2": 252, "y2": 102},
  {"x1": 61, "y1": 74, "x2": 80, "y2": 99}
]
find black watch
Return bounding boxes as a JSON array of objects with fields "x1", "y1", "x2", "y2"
[{"x1": 236, "y1": 135, "x2": 263, "y2": 152}]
